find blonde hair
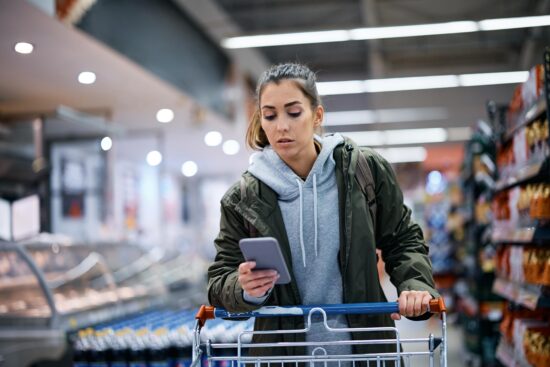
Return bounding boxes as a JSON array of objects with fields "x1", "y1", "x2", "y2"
[{"x1": 246, "y1": 63, "x2": 323, "y2": 150}]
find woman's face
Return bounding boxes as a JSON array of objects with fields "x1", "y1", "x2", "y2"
[{"x1": 260, "y1": 80, "x2": 323, "y2": 163}]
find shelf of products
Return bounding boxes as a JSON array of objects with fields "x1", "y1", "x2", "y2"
[
  {"x1": 490, "y1": 48, "x2": 550, "y2": 367},
  {"x1": 492, "y1": 278, "x2": 550, "y2": 310},
  {"x1": 494, "y1": 155, "x2": 549, "y2": 192},
  {"x1": 458, "y1": 118, "x2": 504, "y2": 366},
  {"x1": 496, "y1": 306, "x2": 550, "y2": 367}
]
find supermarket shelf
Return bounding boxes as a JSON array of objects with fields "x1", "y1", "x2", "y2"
[
  {"x1": 492, "y1": 277, "x2": 550, "y2": 310},
  {"x1": 504, "y1": 95, "x2": 547, "y2": 143},
  {"x1": 495, "y1": 155, "x2": 549, "y2": 192},
  {"x1": 492, "y1": 220, "x2": 550, "y2": 243}
]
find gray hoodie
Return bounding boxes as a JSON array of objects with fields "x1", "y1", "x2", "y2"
[{"x1": 248, "y1": 133, "x2": 352, "y2": 356}]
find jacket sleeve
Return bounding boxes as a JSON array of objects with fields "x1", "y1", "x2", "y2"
[
  {"x1": 367, "y1": 151, "x2": 440, "y2": 314},
  {"x1": 207, "y1": 189, "x2": 270, "y2": 313}
]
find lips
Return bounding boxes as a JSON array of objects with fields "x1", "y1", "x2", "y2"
[{"x1": 277, "y1": 138, "x2": 294, "y2": 143}]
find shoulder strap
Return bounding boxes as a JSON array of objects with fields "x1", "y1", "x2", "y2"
[
  {"x1": 240, "y1": 176, "x2": 259, "y2": 238},
  {"x1": 355, "y1": 150, "x2": 377, "y2": 230}
]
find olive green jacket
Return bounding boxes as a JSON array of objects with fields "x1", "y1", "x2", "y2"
[{"x1": 207, "y1": 137, "x2": 439, "y2": 358}]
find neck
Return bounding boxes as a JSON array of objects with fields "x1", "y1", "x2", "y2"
[{"x1": 284, "y1": 142, "x2": 319, "y2": 179}]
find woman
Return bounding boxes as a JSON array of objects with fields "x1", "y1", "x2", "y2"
[{"x1": 207, "y1": 63, "x2": 439, "y2": 360}]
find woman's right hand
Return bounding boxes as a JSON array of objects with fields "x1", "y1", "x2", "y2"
[{"x1": 238, "y1": 261, "x2": 280, "y2": 297}]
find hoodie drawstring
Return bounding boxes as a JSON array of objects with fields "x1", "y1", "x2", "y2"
[
  {"x1": 295, "y1": 179, "x2": 307, "y2": 267},
  {"x1": 295, "y1": 174, "x2": 319, "y2": 267},
  {"x1": 313, "y1": 174, "x2": 318, "y2": 257}
]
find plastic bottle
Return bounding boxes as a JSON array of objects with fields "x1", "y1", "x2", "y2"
[
  {"x1": 73, "y1": 329, "x2": 91, "y2": 367},
  {"x1": 127, "y1": 328, "x2": 149, "y2": 367},
  {"x1": 88, "y1": 330, "x2": 109, "y2": 367}
]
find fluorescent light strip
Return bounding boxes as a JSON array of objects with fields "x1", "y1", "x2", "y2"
[
  {"x1": 324, "y1": 107, "x2": 448, "y2": 126},
  {"x1": 317, "y1": 71, "x2": 528, "y2": 95},
  {"x1": 479, "y1": 15, "x2": 550, "y2": 31},
  {"x1": 222, "y1": 30, "x2": 350, "y2": 48},
  {"x1": 350, "y1": 21, "x2": 478, "y2": 40},
  {"x1": 342, "y1": 127, "x2": 471, "y2": 147},
  {"x1": 344, "y1": 128, "x2": 447, "y2": 146},
  {"x1": 222, "y1": 15, "x2": 550, "y2": 49},
  {"x1": 458, "y1": 71, "x2": 529, "y2": 86},
  {"x1": 374, "y1": 147, "x2": 427, "y2": 164},
  {"x1": 364, "y1": 75, "x2": 459, "y2": 92}
]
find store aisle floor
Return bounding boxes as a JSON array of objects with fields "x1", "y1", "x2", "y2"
[{"x1": 381, "y1": 275, "x2": 464, "y2": 366}]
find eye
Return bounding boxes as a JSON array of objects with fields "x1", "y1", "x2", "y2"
[
  {"x1": 288, "y1": 111, "x2": 302, "y2": 118},
  {"x1": 263, "y1": 114, "x2": 276, "y2": 121}
]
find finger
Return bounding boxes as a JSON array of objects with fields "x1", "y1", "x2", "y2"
[
  {"x1": 244, "y1": 278, "x2": 276, "y2": 297},
  {"x1": 239, "y1": 270, "x2": 278, "y2": 286},
  {"x1": 238, "y1": 261, "x2": 256, "y2": 274},
  {"x1": 247, "y1": 283, "x2": 273, "y2": 298},
  {"x1": 414, "y1": 293, "x2": 423, "y2": 316},
  {"x1": 391, "y1": 313, "x2": 401, "y2": 321},
  {"x1": 398, "y1": 291, "x2": 408, "y2": 316},
  {"x1": 406, "y1": 292, "x2": 417, "y2": 316},
  {"x1": 250, "y1": 269, "x2": 279, "y2": 278},
  {"x1": 421, "y1": 293, "x2": 432, "y2": 314},
  {"x1": 242, "y1": 275, "x2": 278, "y2": 291}
]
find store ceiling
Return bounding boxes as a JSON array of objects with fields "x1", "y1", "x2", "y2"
[
  {"x1": 0, "y1": 0, "x2": 251, "y2": 177},
  {"x1": 214, "y1": 0, "x2": 546, "y2": 77},
  {"x1": 1, "y1": 0, "x2": 549, "y2": 177},
  {"x1": 178, "y1": 0, "x2": 550, "y2": 145}
]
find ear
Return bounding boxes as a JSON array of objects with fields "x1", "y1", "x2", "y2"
[{"x1": 314, "y1": 105, "x2": 324, "y2": 127}]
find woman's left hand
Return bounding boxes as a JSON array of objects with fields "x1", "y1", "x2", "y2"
[{"x1": 391, "y1": 290, "x2": 432, "y2": 320}]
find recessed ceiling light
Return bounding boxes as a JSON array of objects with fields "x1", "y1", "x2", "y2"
[
  {"x1": 78, "y1": 71, "x2": 96, "y2": 85},
  {"x1": 100, "y1": 137, "x2": 112, "y2": 151},
  {"x1": 146, "y1": 150, "x2": 162, "y2": 166},
  {"x1": 156, "y1": 109, "x2": 174, "y2": 123},
  {"x1": 181, "y1": 161, "x2": 198, "y2": 177},
  {"x1": 204, "y1": 131, "x2": 223, "y2": 146},
  {"x1": 14, "y1": 42, "x2": 33, "y2": 54},
  {"x1": 222, "y1": 140, "x2": 240, "y2": 155}
]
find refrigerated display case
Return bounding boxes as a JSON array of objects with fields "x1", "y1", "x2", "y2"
[{"x1": 0, "y1": 239, "x2": 190, "y2": 367}]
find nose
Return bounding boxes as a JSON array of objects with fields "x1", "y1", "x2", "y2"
[{"x1": 276, "y1": 116, "x2": 290, "y2": 132}]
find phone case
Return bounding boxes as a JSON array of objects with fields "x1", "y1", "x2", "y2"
[{"x1": 239, "y1": 237, "x2": 291, "y2": 284}]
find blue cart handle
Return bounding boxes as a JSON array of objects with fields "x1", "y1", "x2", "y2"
[{"x1": 196, "y1": 298, "x2": 445, "y2": 325}]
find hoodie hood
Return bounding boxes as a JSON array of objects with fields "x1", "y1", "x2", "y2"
[{"x1": 248, "y1": 134, "x2": 344, "y2": 201}]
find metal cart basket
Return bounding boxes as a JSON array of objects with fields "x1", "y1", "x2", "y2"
[{"x1": 193, "y1": 298, "x2": 447, "y2": 367}]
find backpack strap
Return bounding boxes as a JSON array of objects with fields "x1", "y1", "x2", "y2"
[
  {"x1": 240, "y1": 176, "x2": 259, "y2": 238},
  {"x1": 355, "y1": 150, "x2": 377, "y2": 230}
]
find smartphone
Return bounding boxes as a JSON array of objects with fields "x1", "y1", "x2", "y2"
[{"x1": 239, "y1": 237, "x2": 291, "y2": 284}]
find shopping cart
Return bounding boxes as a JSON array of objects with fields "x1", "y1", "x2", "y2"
[{"x1": 192, "y1": 298, "x2": 447, "y2": 367}]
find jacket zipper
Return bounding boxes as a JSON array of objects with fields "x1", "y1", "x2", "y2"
[{"x1": 342, "y1": 144, "x2": 354, "y2": 302}]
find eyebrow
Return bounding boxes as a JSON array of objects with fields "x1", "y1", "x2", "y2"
[{"x1": 261, "y1": 101, "x2": 302, "y2": 109}]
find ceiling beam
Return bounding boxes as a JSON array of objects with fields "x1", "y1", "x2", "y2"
[
  {"x1": 170, "y1": 0, "x2": 269, "y2": 78},
  {"x1": 359, "y1": 0, "x2": 385, "y2": 78},
  {"x1": 519, "y1": 0, "x2": 550, "y2": 69}
]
